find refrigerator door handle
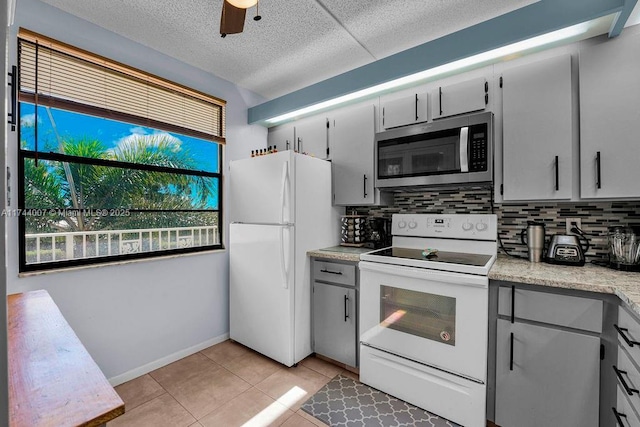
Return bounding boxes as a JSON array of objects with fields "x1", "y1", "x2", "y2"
[
  {"x1": 279, "y1": 226, "x2": 289, "y2": 289},
  {"x1": 280, "y1": 160, "x2": 290, "y2": 223}
]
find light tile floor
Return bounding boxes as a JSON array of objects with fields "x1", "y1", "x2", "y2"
[{"x1": 108, "y1": 340, "x2": 358, "y2": 426}]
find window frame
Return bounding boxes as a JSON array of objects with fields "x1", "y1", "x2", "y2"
[{"x1": 16, "y1": 31, "x2": 225, "y2": 273}]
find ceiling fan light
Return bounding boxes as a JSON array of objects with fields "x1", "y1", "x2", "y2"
[{"x1": 226, "y1": 0, "x2": 258, "y2": 9}]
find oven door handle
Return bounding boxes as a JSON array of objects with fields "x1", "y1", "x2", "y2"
[{"x1": 459, "y1": 126, "x2": 469, "y2": 173}]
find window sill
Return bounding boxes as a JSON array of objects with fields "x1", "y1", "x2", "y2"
[{"x1": 17, "y1": 247, "x2": 227, "y2": 278}]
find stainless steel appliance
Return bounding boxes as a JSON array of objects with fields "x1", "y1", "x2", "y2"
[
  {"x1": 608, "y1": 226, "x2": 640, "y2": 271},
  {"x1": 375, "y1": 112, "x2": 493, "y2": 189},
  {"x1": 359, "y1": 213, "x2": 497, "y2": 427},
  {"x1": 545, "y1": 234, "x2": 586, "y2": 266},
  {"x1": 520, "y1": 221, "x2": 546, "y2": 262}
]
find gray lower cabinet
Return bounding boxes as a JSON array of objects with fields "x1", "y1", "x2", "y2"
[
  {"x1": 495, "y1": 319, "x2": 600, "y2": 427},
  {"x1": 311, "y1": 258, "x2": 358, "y2": 367},
  {"x1": 492, "y1": 283, "x2": 605, "y2": 427},
  {"x1": 313, "y1": 282, "x2": 357, "y2": 367}
]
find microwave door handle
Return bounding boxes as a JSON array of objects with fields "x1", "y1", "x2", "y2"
[{"x1": 459, "y1": 126, "x2": 469, "y2": 172}]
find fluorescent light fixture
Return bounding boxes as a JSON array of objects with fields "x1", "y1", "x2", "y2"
[{"x1": 266, "y1": 21, "x2": 590, "y2": 124}]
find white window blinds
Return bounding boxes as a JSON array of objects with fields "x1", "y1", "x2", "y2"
[{"x1": 18, "y1": 29, "x2": 226, "y2": 143}]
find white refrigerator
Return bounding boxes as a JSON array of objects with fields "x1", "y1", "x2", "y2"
[{"x1": 229, "y1": 151, "x2": 341, "y2": 366}]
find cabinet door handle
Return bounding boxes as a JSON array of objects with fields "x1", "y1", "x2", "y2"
[
  {"x1": 320, "y1": 269, "x2": 342, "y2": 275},
  {"x1": 438, "y1": 86, "x2": 443, "y2": 116},
  {"x1": 382, "y1": 107, "x2": 385, "y2": 127},
  {"x1": 596, "y1": 151, "x2": 602, "y2": 189},
  {"x1": 614, "y1": 365, "x2": 639, "y2": 395},
  {"x1": 509, "y1": 332, "x2": 514, "y2": 371},
  {"x1": 286, "y1": 139, "x2": 290, "y2": 150},
  {"x1": 344, "y1": 294, "x2": 349, "y2": 321},
  {"x1": 297, "y1": 137, "x2": 302, "y2": 153},
  {"x1": 554, "y1": 155, "x2": 559, "y2": 191},
  {"x1": 613, "y1": 407, "x2": 627, "y2": 426},
  {"x1": 363, "y1": 174, "x2": 368, "y2": 198},
  {"x1": 510, "y1": 285, "x2": 515, "y2": 323},
  {"x1": 484, "y1": 81, "x2": 489, "y2": 105},
  {"x1": 415, "y1": 93, "x2": 419, "y2": 121},
  {"x1": 615, "y1": 324, "x2": 640, "y2": 347}
]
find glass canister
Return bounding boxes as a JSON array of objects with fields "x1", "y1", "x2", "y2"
[{"x1": 608, "y1": 226, "x2": 640, "y2": 271}]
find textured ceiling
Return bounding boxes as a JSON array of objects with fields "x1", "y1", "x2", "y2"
[{"x1": 39, "y1": 0, "x2": 540, "y2": 99}]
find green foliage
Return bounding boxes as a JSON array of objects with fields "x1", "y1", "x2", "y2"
[
  {"x1": 25, "y1": 249, "x2": 66, "y2": 263},
  {"x1": 24, "y1": 134, "x2": 218, "y2": 233}
]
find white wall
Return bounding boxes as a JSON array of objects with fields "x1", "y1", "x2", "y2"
[
  {"x1": 1, "y1": 0, "x2": 9, "y2": 424},
  {"x1": 5, "y1": 0, "x2": 266, "y2": 384}
]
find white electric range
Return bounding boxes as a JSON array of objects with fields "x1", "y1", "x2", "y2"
[{"x1": 359, "y1": 213, "x2": 497, "y2": 427}]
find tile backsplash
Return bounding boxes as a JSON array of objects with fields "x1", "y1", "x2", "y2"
[{"x1": 349, "y1": 186, "x2": 640, "y2": 262}]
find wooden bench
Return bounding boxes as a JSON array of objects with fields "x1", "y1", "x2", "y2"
[{"x1": 8, "y1": 290, "x2": 124, "y2": 426}]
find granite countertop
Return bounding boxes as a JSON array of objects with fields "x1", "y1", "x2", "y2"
[
  {"x1": 490, "y1": 255, "x2": 640, "y2": 313},
  {"x1": 308, "y1": 246, "x2": 373, "y2": 262},
  {"x1": 309, "y1": 247, "x2": 640, "y2": 314}
]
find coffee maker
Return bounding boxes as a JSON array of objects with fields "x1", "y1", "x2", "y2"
[{"x1": 365, "y1": 217, "x2": 391, "y2": 249}]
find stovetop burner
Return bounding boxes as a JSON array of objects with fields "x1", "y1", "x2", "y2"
[{"x1": 370, "y1": 247, "x2": 493, "y2": 267}]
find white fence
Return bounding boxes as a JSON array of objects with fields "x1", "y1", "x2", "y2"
[{"x1": 25, "y1": 225, "x2": 219, "y2": 264}]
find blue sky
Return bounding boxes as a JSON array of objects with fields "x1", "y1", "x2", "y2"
[
  {"x1": 20, "y1": 103, "x2": 219, "y2": 209},
  {"x1": 20, "y1": 103, "x2": 220, "y2": 174}
]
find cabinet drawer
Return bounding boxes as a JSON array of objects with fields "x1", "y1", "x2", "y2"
[
  {"x1": 616, "y1": 384, "x2": 640, "y2": 427},
  {"x1": 313, "y1": 260, "x2": 356, "y2": 286},
  {"x1": 617, "y1": 306, "x2": 640, "y2": 370},
  {"x1": 498, "y1": 286, "x2": 602, "y2": 333},
  {"x1": 616, "y1": 346, "x2": 640, "y2": 415}
]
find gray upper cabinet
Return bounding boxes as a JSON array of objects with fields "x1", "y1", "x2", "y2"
[
  {"x1": 431, "y1": 77, "x2": 488, "y2": 120},
  {"x1": 294, "y1": 115, "x2": 329, "y2": 160},
  {"x1": 502, "y1": 55, "x2": 574, "y2": 201},
  {"x1": 267, "y1": 116, "x2": 328, "y2": 159},
  {"x1": 330, "y1": 103, "x2": 382, "y2": 206},
  {"x1": 380, "y1": 92, "x2": 428, "y2": 129},
  {"x1": 579, "y1": 31, "x2": 640, "y2": 199},
  {"x1": 267, "y1": 123, "x2": 295, "y2": 152}
]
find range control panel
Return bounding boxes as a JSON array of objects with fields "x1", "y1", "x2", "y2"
[{"x1": 392, "y1": 214, "x2": 497, "y2": 241}]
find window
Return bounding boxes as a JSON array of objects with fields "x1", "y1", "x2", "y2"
[{"x1": 16, "y1": 30, "x2": 225, "y2": 272}]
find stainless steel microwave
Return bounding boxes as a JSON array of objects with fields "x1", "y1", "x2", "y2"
[{"x1": 375, "y1": 112, "x2": 493, "y2": 189}]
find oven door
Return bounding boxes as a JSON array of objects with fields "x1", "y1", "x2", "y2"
[{"x1": 359, "y1": 260, "x2": 488, "y2": 382}]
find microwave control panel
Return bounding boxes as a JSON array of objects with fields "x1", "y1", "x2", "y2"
[{"x1": 469, "y1": 125, "x2": 488, "y2": 172}]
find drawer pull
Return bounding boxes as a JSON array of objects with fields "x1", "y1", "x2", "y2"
[
  {"x1": 613, "y1": 407, "x2": 627, "y2": 426},
  {"x1": 615, "y1": 324, "x2": 640, "y2": 347},
  {"x1": 320, "y1": 269, "x2": 342, "y2": 275},
  {"x1": 614, "y1": 365, "x2": 639, "y2": 396}
]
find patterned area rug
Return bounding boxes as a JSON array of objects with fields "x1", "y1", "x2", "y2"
[{"x1": 301, "y1": 374, "x2": 460, "y2": 427}]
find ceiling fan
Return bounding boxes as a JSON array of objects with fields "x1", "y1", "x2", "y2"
[{"x1": 220, "y1": 0, "x2": 261, "y2": 38}]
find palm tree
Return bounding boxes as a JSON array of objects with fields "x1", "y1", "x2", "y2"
[{"x1": 23, "y1": 133, "x2": 218, "y2": 233}]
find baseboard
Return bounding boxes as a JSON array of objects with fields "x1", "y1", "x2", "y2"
[{"x1": 107, "y1": 332, "x2": 230, "y2": 386}]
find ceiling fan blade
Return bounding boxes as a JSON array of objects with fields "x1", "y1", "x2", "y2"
[{"x1": 220, "y1": 0, "x2": 246, "y2": 35}]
